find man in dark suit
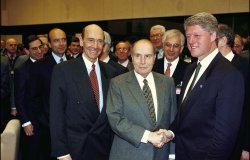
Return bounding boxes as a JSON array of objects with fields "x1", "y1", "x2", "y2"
[
  {"x1": 99, "y1": 31, "x2": 129, "y2": 76},
  {"x1": 50, "y1": 24, "x2": 117, "y2": 160},
  {"x1": 153, "y1": 29, "x2": 189, "y2": 104},
  {"x1": 217, "y1": 23, "x2": 249, "y2": 160},
  {"x1": 107, "y1": 39, "x2": 177, "y2": 160},
  {"x1": 14, "y1": 35, "x2": 44, "y2": 160},
  {"x1": 29, "y1": 28, "x2": 68, "y2": 160},
  {"x1": 169, "y1": 12, "x2": 245, "y2": 160}
]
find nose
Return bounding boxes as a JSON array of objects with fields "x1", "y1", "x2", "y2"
[{"x1": 140, "y1": 55, "x2": 146, "y2": 64}]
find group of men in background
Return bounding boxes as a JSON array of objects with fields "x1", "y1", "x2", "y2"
[{"x1": 0, "y1": 11, "x2": 249, "y2": 160}]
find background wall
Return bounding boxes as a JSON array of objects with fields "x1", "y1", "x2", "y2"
[{"x1": 1, "y1": 0, "x2": 249, "y2": 25}]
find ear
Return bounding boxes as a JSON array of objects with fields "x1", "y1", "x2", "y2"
[
  {"x1": 24, "y1": 48, "x2": 29, "y2": 55},
  {"x1": 210, "y1": 31, "x2": 217, "y2": 42}
]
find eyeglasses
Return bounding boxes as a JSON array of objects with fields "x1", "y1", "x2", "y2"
[
  {"x1": 233, "y1": 44, "x2": 243, "y2": 48},
  {"x1": 150, "y1": 33, "x2": 163, "y2": 39},
  {"x1": 30, "y1": 45, "x2": 44, "y2": 52},
  {"x1": 117, "y1": 48, "x2": 129, "y2": 52},
  {"x1": 86, "y1": 38, "x2": 104, "y2": 46},
  {"x1": 165, "y1": 43, "x2": 182, "y2": 49}
]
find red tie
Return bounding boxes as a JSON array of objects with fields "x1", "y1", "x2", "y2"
[
  {"x1": 165, "y1": 63, "x2": 172, "y2": 77},
  {"x1": 89, "y1": 64, "x2": 100, "y2": 111}
]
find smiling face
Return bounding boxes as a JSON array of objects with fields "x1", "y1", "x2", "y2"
[
  {"x1": 131, "y1": 39, "x2": 156, "y2": 78},
  {"x1": 185, "y1": 25, "x2": 217, "y2": 61},
  {"x1": 82, "y1": 24, "x2": 104, "y2": 63},
  {"x1": 164, "y1": 35, "x2": 184, "y2": 62}
]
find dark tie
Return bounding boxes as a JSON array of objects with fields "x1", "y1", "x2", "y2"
[
  {"x1": 143, "y1": 79, "x2": 156, "y2": 126},
  {"x1": 59, "y1": 58, "x2": 64, "y2": 63},
  {"x1": 181, "y1": 63, "x2": 201, "y2": 108},
  {"x1": 89, "y1": 64, "x2": 100, "y2": 111},
  {"x1": 165, "y1": 63, "x2": 172, "y2": 77}
]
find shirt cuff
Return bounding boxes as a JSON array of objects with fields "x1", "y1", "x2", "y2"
[
  {"x1": 58, "y1": 154, "x2": 70, "y2": 159},
  {"x1": 141, "y1": 130, "x2": 150, "y2": 143},
  {"x1": 168, "y1": 130, "x2": 175, "y2": 139},
  {"x1": 22, "y1": 121, "x2": 32, "y2": 127}
]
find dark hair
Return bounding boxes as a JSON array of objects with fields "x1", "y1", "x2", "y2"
[
  {"x1": 24, "y1": 35, "x2": 42, "y2": 49},
  {"x1": 218, "y1": 23, "x2": 235, "y2": 48}
]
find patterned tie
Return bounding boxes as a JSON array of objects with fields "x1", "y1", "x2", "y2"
[
  {"x1": 89, "y1": 64, "x2": 100, "y2": 111},
  {"x1": 165, "y1": 63, "x2": 172, "y2": 77},
  {"x1": 143, "y1": 79, "x2": 156, "y2": 126},
  {"x1": 181, "y1": 63, "x2": 201, "y2": 109}
]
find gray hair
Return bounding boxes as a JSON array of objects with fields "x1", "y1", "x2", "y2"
[
  {"x1": 150, "y1": 25, "x2": 166, "y2": 34},
  {"x1": 162, "y1": 29, "x2": 185, "y2": 46},
  {"x1": 104, "y1": 31, "x2": 112, "y2": 47},
  {"x1": 184, "y1": 12, "x2": 218, "y2": 34}
]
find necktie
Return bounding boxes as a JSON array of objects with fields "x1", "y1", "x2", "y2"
[
  {"x1": 89, "y1": 64, "x2": 100, "y2": 111},
  {"x1": 60, "y1": 58, "x2": 64, "y2": 63},
  {"x1": 165, "y1": 63, "x2": 172, "y2": 77},
  {"x1": 143, "y1": 79, "x2": 156, "y2": 126},
  {"x1": 181, "y1": 63, "x2": 201, "y2": 108}
]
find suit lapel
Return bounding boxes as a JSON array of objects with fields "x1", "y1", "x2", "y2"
[
  {"x1": 180, "y1": 53, "x2": 222, "y2": 120},
  {"x1": 153, "y1": 73, "x2": 164, "y2": 126},
  {"x1": 127, "y1": 71, "x2": 158, "y2": 127}
]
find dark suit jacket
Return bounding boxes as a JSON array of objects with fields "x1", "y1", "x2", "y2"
[
  {"x1": 153, "y1": 57, "x2": 189, "y2": 86},
  {"x1": 107, "y1": 59, "x2": 129, "y2": 76},
  {"x1": 1, "y1": 55, "x2": 10, "y2": 99},
  {"x1": 153, "y1": 57, "x2": 189, "y2": 104},
  {"x1": 14, "y1": 58, "x2": 35, "y2": 125},
  {"x1": 29, "y1": 53, "x2": 57, "y2": 126},
  {"x1": 50, "y1": 57, "x2": 117, "y2": 160},
  {"x1": 229, "y1": 54, "x2": 249, "y2": 159},
  {"x1": 170, "y1": 53, "x2": 245, "y2": 160},
  {"x1": 1, "y1": 55, "x2": 10, "y2": 132}
]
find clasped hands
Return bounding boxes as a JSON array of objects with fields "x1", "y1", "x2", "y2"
[{"x1": 148, "y1": 129, "x2": 173, "y2": 148}]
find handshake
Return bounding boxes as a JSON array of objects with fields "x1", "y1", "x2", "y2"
[{"x1": 148, "y1": 129, "x2": 173, "y2": 148}]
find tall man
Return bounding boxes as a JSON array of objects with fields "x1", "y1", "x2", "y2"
[
  {"x1": 29, "y1": 28, "x2": 68, "y2": 159},
  {"x1": 50, "y1": 24, "x2": 117, "y2": 160},
  {"x1": 153, "y1": 29, "x2": 189, "y2": 104},
  {"x1": 14, "y1": 35, "x2": 44, "y2": 160},
  {"x1": 169, "y1": 12, "x2": 245, "y2": 160},
  {"x1": 107, "y1": 39, "x2": 177, "y2": 160},
  {"x1": 217, "y1": 23, "x2": 249, "y2": 160}
]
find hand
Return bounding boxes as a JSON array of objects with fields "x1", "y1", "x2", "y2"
[
  {"x1": 10, "y1": 108, "x2": 17, "y2": 116},
  {"x1": 24, "y1": 124, "x2": 34, "y2": 136},
  {"x1": 157, "y1": 129, "x2": 173, "y2": 143},
  {"x1": 241, "y1": 150, "x2": 249, "y2": 160},
  {"x1": 148, "y1": 131, "x2": 165, "y2": 148}
]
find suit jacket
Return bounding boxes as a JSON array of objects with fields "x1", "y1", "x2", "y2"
[
  {"x1": 14, "y1": 58, "x2": 35, "y2": 125},
  {"x1": 106, "y1": 71, "x2": 177, "y2": 160},
  {"x1": 152, "y1": 57, "x2": 189, "y2": 86},
  {"x1": 9, "y1": 55, "x2": 29, "y2": 108},
  {"x1": 1, "y1": 55, "x2": 10, "y2": 99},
  {"x1": 50, "y1": 57, "x2": 117, "y2": 160},
  {"x1": 153, "y1": 57, "x2": 189, "y2": 105},
  {"x1": 107, "y1": 59, "x2": 129, "y2": 76},
  {"x1": 169, "y1": 53, "x2": 245, "y2": 160},
  {"x1": 229, "y1": 54, "x2": 249, "y2": 159},
  {"x1": 29, "y1": 53, "x2": 57, "y2": 126}
]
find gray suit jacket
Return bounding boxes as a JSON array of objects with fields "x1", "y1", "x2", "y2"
[{"x1": 106, "y1": 71, "x2": 177, "y2": 160}]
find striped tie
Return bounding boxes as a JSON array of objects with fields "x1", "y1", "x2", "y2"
[{"x1": 143, "y1": 79, "x2": 156, "y2": 126}]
